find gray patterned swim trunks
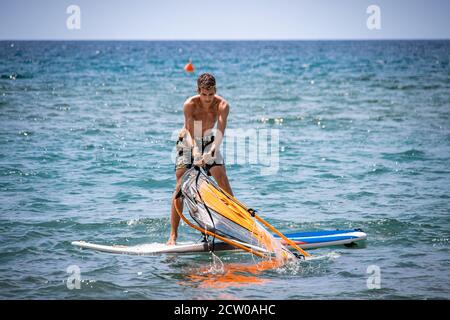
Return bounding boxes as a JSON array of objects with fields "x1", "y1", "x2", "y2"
[{"x1": 174, "y1": 130, "x2": 224, "y2": 172}]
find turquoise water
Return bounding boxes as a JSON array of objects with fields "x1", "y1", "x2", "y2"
[{"x1": 0, "y1": 41, "x2": 449, "y2": 299}]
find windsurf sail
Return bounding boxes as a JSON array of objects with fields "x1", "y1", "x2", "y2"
[{"x1": 174, "y1": 167, "x2": 310, "y2": 261}]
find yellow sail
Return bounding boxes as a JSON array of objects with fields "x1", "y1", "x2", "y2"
[{"x1": 176, "y1": 167, "x2": 309, "y2": 261}]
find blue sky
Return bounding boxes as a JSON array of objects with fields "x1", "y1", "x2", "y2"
[{"x1": 1, "y1": 0, "x2": 449, "y2": 40}]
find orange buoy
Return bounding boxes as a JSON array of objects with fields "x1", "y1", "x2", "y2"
[{"x1": 184, "y1": 59, "x2": 195, "y2": 73}]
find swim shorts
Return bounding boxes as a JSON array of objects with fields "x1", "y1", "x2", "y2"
[{"x1": 174, "y1": 130, "x2": 224, "y2": 173}]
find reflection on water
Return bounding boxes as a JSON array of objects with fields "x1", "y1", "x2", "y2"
[{"x1": 180, "y1": 253, "x2": 297, "y2": 289}]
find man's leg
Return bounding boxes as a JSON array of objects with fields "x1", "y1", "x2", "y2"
[
  {"x1": 209, "y1": 165, "x2": 233, "y2": 196},
  {"x1": 167, "y1": 168, "x2": 187, "y2": 245}
]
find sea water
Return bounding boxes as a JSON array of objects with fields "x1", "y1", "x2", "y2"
[{"x1": 0, "y1": 40, "x2": 449, "y2": 299}]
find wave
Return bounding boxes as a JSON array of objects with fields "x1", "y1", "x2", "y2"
[
  {"x1": 344, "y1": 191, "x2": 376, "y2": 200},
  {"x1": 371, "y1": 81, "x2": 442, "y2": 91},
  {"x1": 112, "y1": 177, "x2": 172, "y2": 189},
  {"x1": 0, "y1": 73, "x2": 33, "y2": 80},
  {"x1": 381, "y1": 149, "x2": 427, "y2": 162}
]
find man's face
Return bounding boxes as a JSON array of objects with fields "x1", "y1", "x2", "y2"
[{"x1": 198, "y1": 87, "x2": 216, "y2": 106}]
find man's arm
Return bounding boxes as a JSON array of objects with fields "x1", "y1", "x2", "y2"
[
  {"x1": 209, "y1": 100, "x2": 229, "y2": 155},
  {"x1": 183, "y1": 101, "x2": 202, "y2": 161}
]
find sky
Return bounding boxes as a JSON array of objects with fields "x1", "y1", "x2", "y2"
[{"x1": 0, "y1": 0, "x2": 450, "y2": 40}]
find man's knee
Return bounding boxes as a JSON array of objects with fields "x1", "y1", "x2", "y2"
[
  {"x1": 211, "y1": 167, "x2": 231, "y2": 189},
  {"x1": 210, "y1": 165, "x2": 225, "y2": 176},
  {"x1": 173, "y1": 181, "x2": 181, "y2": 193},
  {"x1": 173, "y1": 169, "x2": 186, "y2": 198},
  {"x1": 216, "y1": 174, "x2": 228, "y2": 186},
  {"x1": 176, "y1": 168, "x2": 187, "y2": 180}
]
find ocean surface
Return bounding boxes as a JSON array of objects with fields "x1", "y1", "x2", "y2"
[{"x1": 0, "y1": 40, "x2": 449, "y2": 300}]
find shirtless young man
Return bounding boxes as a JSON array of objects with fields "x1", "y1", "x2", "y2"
[{"x1": 166, "y1": 73, "x2": 233, "y2": 245}]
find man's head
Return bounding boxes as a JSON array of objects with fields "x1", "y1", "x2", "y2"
[{"x1": 197, "y1": 73, "x2": 216, "y2": 106}]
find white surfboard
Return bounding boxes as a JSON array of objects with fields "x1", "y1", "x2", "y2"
[{"x1": 72, "y1": 229, "x2": 367, "y2": 255}]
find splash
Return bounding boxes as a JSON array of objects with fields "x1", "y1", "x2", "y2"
[{"x1": 180, "y1": 253, "x2": 299, "y2": 289}]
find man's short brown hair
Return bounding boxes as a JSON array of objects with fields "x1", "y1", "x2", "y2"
[{"x1": 197, "y1": 73, "x2": 216, "y2": 89}]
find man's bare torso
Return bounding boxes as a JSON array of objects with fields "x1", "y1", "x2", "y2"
[{"x1": 184, "y1": 95, "x2": 226, "y2": 136}]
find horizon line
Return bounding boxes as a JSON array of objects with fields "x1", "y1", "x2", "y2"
[{"x1": 1, "y1": 38, "x2": 450, "y2": 42}]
